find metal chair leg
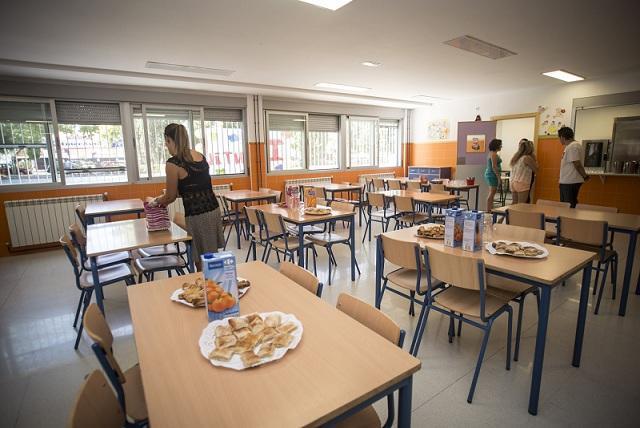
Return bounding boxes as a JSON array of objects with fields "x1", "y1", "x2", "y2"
[
  {"x1": 448, "y1": 315, "x2": 455, "y2": 343},
  {"x1": 74, "y1": 289, "x2": 93, "y2": 350},
  {"x1": 611, "y1": 255, "x2": 618, "y2": 300},
  {"x1": 410, "y1": 303, "x2": 431, "y2": 356},
  {"x1": 467, "y1": 321, "x2": 493, "y2": 403},
  {"x1": 593, "y1": 261, "x2": 602, "y2": 295},
  {"x1": 505, "y1": 306, "x2": 513, "y2": 370},
  {"x1": 73, "y1": 290, "x2": 85, "y2": 328},
  {"x1": 409, "y1": 291, "x2": 416, "y2": 316},
  {"x1": 594, "y1": 261, "x2": 611, "y2": 314},
  {"x1": 514, "y1": 297, "x2": 525, "y2": 361}
]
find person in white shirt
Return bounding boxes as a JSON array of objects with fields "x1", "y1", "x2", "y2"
[
  {"x1": 509, "y1": 139, "x2": 538, "y2": 204},
  {"x1": 558, "y1": 126, "x2": 589, "y2": 208}
]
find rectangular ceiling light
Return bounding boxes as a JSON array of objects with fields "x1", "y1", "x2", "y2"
[
  {"x1": 298, "y1": 1, "x2": 353, "y2": 11},
  {"x1": 444, "y1": 35, "x2": 516, "y2": 60},
  {"x1": 542, "y1": 70, "x2": 585, "y2": 82},
  {"x1": 145, "y1": 61, "x2": 234, "y2": 76},
  {"x1": 315, "y1": 82, "x2": 370, "y2": 92}
]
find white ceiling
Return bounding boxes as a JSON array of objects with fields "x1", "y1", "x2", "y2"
[{"x1": 1, "y1": 0, "x2": 639, "y2": 107}]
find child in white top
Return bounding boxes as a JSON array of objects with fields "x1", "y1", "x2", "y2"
[{"x1": 509, "y1": 139, "x2": 538, "y2": 204}]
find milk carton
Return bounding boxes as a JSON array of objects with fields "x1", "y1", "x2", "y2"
[
  {"x1": 201, "y1": 252, "x2": 240, "y2": 321},
  {"x1": 462, "y1": 210, "x2": 484, "y2": 252},
  {"x1": 444, "y1": 208, "x2": 464, "y2": 247}
]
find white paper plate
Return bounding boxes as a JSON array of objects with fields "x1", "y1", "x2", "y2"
[
  {"x1": 485, "y1": 241, "x2": 548, "y2": 259},
  {"x1": 415, "y1": 233, "x2": 444, "y2": 240},
  {"x1": 198, "y1": 311, "x2": 303, "y2": 370},
  {"x1": 170, "y1": 285, "x2": 250, "y2": 308}
]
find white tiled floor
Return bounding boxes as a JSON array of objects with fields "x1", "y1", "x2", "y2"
[{"x1": 0, "y1": 222, "x2": 639, "y2": 427}]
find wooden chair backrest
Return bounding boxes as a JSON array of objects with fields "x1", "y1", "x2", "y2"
[
  {"x1": 426, "y1": 245, "x2": 484, "y2": 291},
  {"x1": 558, "y1": 216, "x2": 607, "y2": 247},
  {"x1": 244, "y1": 206, "x2": 261, "y2": 228},
  {"x1": 279, "y1": 261, "x2": 321, "y2": 296},
  {"x1": 387, "y1": 179, "x2": 402, "y2": 190},
  {"x1": 60, "y1": 235, "x2": 79, "y2": 268},
  {"x1": 372, "y1": 178, "x2": 385, "y2": 190},
  {"x1": 367, "y1": 192, "x2": 385, "y2": 209},
  {"x1": 330, "y1": 200, "x2": 355, "y2": 213},
  {"x1": 215, "y1": 194, "x2": 230, "y2": 213},
  {"x1": 83, "y1": 304, "x2": 125, "y2": 383},
  {"x1": 493, "y1": 223, "x2": 545, "y2": 244},
  {"x1": 337, "y1": 293, "x2": 401, "y2": 345},
  {"x1": 271, "y1": 190, "x2": 282, "y2": 202},
  {"x1": 69, "y1": 223, "x2": 87, "y2": 247},
  {"x1": 506, "y1": 209, "x2": 544, "y2": 230},
  {"x1": 260, "y1": 211, "x2": 286, "y2": 235},
  {"x1": 68, "y1": 370, "x2": 124, "y2": 428},
  {"x1": 394, "y1": 196, "x2": 414, "y2": 213},
  {"x1": 536, "y1": 199, "x2": 570, "y2": 208},
  {"x1": 75, "y1": 204, "x2": 86, "y2": 227},
  {"x1": 313, "y1": 187, "x2": 327, "y2": 199},
  {"x1": 429, "y1": 183, "x2": 447, "y2": 194},
  {"x1": 576, "y1": 203, "x2": 618, "y2": 213},
  {"x1": 173, "y1": 212, "x2": 187, "y2": 231},
  {"x1": 406, "y1": 181, "x2": 421, "y2": 191},
  {"x1": 380, "y1": 234, "x2": 421, "y2": 269}
]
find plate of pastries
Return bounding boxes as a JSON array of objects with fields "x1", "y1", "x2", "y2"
[
  {"x1": 171, "y1": 277, "x2": 251, "y2": 307},
  {"x1": 416, "y1": 224, "x2": 445, "y2": 239},
  {"x1": 486, "y1": 240, "x2": 548, "y2": 259}
]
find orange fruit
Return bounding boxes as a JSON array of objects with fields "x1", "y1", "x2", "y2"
[
  {"x1": 222, "y1": 294, "x2": 236, "y2": 309},
  {"x1": 211, "y1": 299, "x2": 226, "y2": 312},
  {"x1": 207, "y1": 291, "x2": 219, "y2": 302}
]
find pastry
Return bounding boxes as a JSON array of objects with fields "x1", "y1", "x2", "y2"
[
  {"x1": 240, "y1": 351, "x2": 262, "y2": 368},
  {"x1": 209, "y1": 347, "x2": 235, "y2": 361}
]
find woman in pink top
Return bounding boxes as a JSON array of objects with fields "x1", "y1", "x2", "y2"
[{"x1": 509, "y1": 139, "x2": 538, "y2": 204}]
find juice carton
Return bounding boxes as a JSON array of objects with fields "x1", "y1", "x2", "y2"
[
  {"x1": 444, "y1": 208, "x2": 464, "y2": 247},
  {"x1": 462, "y1": 210, "x2": 484, "y2": 252},
  {"x1": 201, "y1": 252, "x2": 239, "y2": 321},
  {"x1": 285, "y1": 184, "x2": 300, "y2": 209},
  {"x1": 306, "y1": 187, "x2": 317, "y2": 208}
]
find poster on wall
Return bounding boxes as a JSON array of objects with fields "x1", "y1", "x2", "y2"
[
  {"x1": 466, "y1": 134, "x2": 486, "y2": 153},
  {"x1": 538, "y1": 106, "x2": 568, "y2": 135},
  {"x1": 427, "y1": 119, "x2": 450, "y2": 140}
]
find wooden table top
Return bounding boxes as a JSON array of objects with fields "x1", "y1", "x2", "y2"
[
  {"x1": 493, "y1": 203, "x2": 640, "y2": 232},
  {"x1": 222, "y1": 190, "x2": 278, "y2": 202},
  {"x1": 445, "y1": 181, "x2": 480, "y2": 190},
  {"x1": 384, "y1": 226, "x2": 595, "y2": 286},
  {"x1": 379, "y1": 190, "x2": 459, "y2": 204},
  {"x1": 127, "y1": 262, "x2": 420, "y2": 428},
  {"x1": 84, "y1": 199, "x2": 144, "y2": 217},
  {"x1": 86, "y1": 218, "x2": 191, "y2": 257},
  {"x1": 253, "y1": 203, "x2": 355, "y2": 224},
  {"x1": 321, "y1": 183, "x2": 363, "y2": 192}
]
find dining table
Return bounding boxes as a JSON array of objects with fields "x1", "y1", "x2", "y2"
[
  {"x1": 320, "y1": 183, "x2": 364, "y2": 226},
  {"x1": 253, "y1": 203, "x2": 357, "y2": 281},
  {"x1": 222, "y1": 190, "x2": 279, "y2": 249},
  {"x1": 493, "y1": 203, "x2": 640, "y2": 316},
  {"x1": 379, "y1": 189, "x2": 460, "y2": 221},
  {"x1": 445, "y1": 181, "x2": 480, "y2": 210},
  {"x1": 85, "y1": 218, "x2": 193, "y2": 313},
  {"x1": 127, "y1": 261, "x2": 421, "y2": 427},
  {"x1": 375, "y1": 225, "x2": 596, "y2": 415},
  {"x1": 84, "y1": 198, "x2": 145, "y2": 225}
]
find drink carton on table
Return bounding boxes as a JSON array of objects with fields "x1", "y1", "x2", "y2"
[
  {"x1": 462, "y1": 210, "x2": 484, "y2": 252},
  {"x1": 444, "y1": 208, "x2": 464, "y2": 247},
  {"x1": 201, "y1": 252, "x2": 240, "y2": 322}
]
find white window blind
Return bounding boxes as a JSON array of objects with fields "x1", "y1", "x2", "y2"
[
  {"x1": 308, "y1": 114, "x2": 339, "y2": 132},
  {"x1": 204, "y1": 109, "x2": 243, "y2": 122},
  {"x1": 269, "y1": 114, "x2": 306, "y2": 132},
  {"x1": 0, "y1": 101, "x2": 51, "y2": 122},
  {"x1": 55, "y1": 101, "x2": 121, "y2": 125}
]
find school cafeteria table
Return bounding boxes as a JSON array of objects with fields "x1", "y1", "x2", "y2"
[
  {"x1": 445, "y1": 181, "x2": 480, "y2": 210},
  {"x1": 493, "y1": 203, "x2": 640, "y2": 316},
  {"x1": 85, "y1": 218, "x2": 193, "y2": 313},
  {"x1": 376, "y1": 225, "x2": 595, "y2": 415},
  {"x1": 222, "y1": 190, "x2": 278, "y2": 249},
  {"x1": 84, "y1": 198, "x2": 145, "y2": 225},
  {"x1": 394, "y1": 177, "x2": 429, "y2": 191},
  {"x1": 127, "y1": 261, "x2": 421, "y2": 427},
  {"x1": 254, "y1": 203, "x2": 357, "y2": 281},
  {"x1": 379, "y1": 189, "x2": 459, "y2": 221},
  {"x1": 321, "y1": 183, "x2": 364, "y2": 225}
]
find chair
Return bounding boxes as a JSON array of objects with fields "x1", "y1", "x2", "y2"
[
  {"x1": 536, "y1": 199, "x2": 570, "y2": 240},
  {"x1": 506, "y1": 209, "x2": 545, "y2": 231},
  {"x1": 393, "y1": 196, "x2": 429, "y2": 229},
  {"x1": 576, "y1": 203, "x2": 617, "y2": 248},
  {"x1": 427, "y1": 184, "x2": 452, "y2": 221},
  {"x1": 335, "y1": 293, "x2": 405, "y2": 428},
  {"x1": 75, "y1": 204, "x2": 87, "y2": 230},
  {"x1": 411, "y1": 246, "x2": 513, "y2": 403},
  {"x1": 372, "y1": 178, "x2": 386, "y2": 191},
  {"x1": 313, "y1": 186, "x2": 327, "y2": 200},
  {"x1": 406, "y1": 181, "x2": 421, "y2": 191},
  {"x1": 134, "y1": 253, "x2": 187, "y2": 282},
  {"x1": 387, "y1": 179, "x2": 402, "y2": 190},
  {"x1": 83, "y1": 304, "x2": 148, "y2": 425},
  {"x1": 68, "y1": 223, "x2": 131, "y2": 271},
  {"x1": 363, "y1": 192, "x2": 395, "y2": 242},
  {"x1": 68, "y1": 370, "x2": 124, "y2": 428},
  {"x1": 429, "y1": 183, "x2": 447, "y2": 194},
  {"x1": 217, "y1": 193, "x2": 247, "y2": 249},
  {"x1": 60, "y1": 235, "x2": 135, "y2": 349},
  {"x1": 260, "y1": 210, "x2": 318, "y2": 274},
  {"x1": 259, "y1": 187, "x2": 282, "y2": 203},
  {"x1": 486, "y1": 223, "x2": 544, "y2": 361},
  {"x1": 138, "y1": 213, "x2": 187, "y2": 258},
  {"x1": 557, "y1": 216, "x2": 618, "y2": 314},
  {"x1": 279, "y1": 261, "x2": 323, "y2": 297},
  {"x1": 244, "y1": 206, "x2": 267, "y2": 262},
  {"x1": 307, "y1": 201, "x2": 361, "y2": 285}
]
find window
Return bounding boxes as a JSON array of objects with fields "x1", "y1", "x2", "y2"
[
  {"x1": 378, "y1": 120, "x2": 401, "y2": 167},
  {"x1": 55, "y1": 101, "x2": 126, "y2": 184},
  {"x1": 204, "y1": 109, "x2": 245, "y2": 175},
  {"x1": 348, "y1": 117, "x2": 376, "y2": 167},
  {"x1": 308, "y1": 115, "x2": 339, "y2": 170},
  {"x1": 267, "y1": 113, "x2": 306, "y2": 171},
  {"x1": 0, "y1": 101, "x2": 57, "y2": 185}
]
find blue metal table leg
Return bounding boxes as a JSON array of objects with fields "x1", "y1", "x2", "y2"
[
  {"x1": 573, "y1": 264, "x2": 592, "y2": 367},
  {"x1": 186, "y1": 241, "x2": 195, "y2": 273},
  {"x1": 234, "y1": 201, "x2": 241, "y2": 249},
  {"x1": 91, "y1": 256, "x2": 104, "y2": 313},
  {"x1": 86, "y1": 215, "x2": 95, "y2": 226},
  {"x1": 529, "y1": 285, "x2": 551, "y2": 415},
  {"x1": 635, "y1": 268, "x2": 640, "y2": 295},
  {"x1": 474, "y1": 187, "x2": 479, "y2": 210},
  {"x1": 350, "y1": 215, "x2": 355, "y2": 281},
  {"x1": 618, "y1": 231, "x2": 637, "y2": 316},
  {"x1": 397, "y1": 376, "x2": 412, "y2": 428},
  {"x1": 375, "y1": 236, "x2": 382, "y2": 308},
  {"x1": 297, "y1": 223, "x2": 305, "y2": 267}
]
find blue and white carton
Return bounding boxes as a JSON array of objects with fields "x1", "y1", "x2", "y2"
[
  {"x1": 444, "y1": 208, "x2": 465, "y2": 247},
  {"x1": 462, "y1": 211, "x2": 484, "y2": 252},
  {"x1": 201, "y1": 252, "x2": 240, "y2": 322}
]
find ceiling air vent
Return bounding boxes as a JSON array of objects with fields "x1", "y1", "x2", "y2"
[
  {"x1": 443, "y1": 35, "x2": 516, "y2": 60},
  {"x1": 145, "y1": 61, "x2": 235, "y2": 76}
]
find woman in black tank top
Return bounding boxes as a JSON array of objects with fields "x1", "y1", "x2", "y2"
[{"x1": 151, "y1": 123, "x2": 224, "y2": 270}]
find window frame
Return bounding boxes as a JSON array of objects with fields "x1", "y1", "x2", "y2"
[
  {"x1": 265, "y1": 110, "x2": 309, "y2": 174},
  {"x1": 347, "y1": 116, "x2": 379, "y2": 169},
  {"x1": 203, "y1": 108, "x2": 247, "y2": 176},
  {"x1": 307, "y1": 114, "x2": 341, "y2": 171},
  {"x1": 378, "y1": 119, "x2": 402, "y2": 168}
]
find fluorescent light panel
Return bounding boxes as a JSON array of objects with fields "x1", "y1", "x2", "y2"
[
  {"x1": 361, "y1": 61, "x2": 381, "y2": 67},
  {"x1": 145, "y1": 61, "x2": 234, "y2": 76},
  {"x1": 315, "y1": 82, "x2": 370, "y2": 92},
  {"x1": 298, "y1": 0, "x2": 353, "y2": 10},
  {"x1": 542, "y1": 70, "x2": 584, "y2": 82},
  {"x1": 412, "y1": 95, "x2": 449, "y2": 101}
]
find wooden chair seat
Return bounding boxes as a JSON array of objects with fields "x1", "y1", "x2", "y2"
[
  {"x1": 370, "y1": 208, "x2": 395, "y2": 219},
  {"x1": 122, "y1": 364, "x2": 149, "y2": 422},
  {"x1": 287, "y1": 224, "x2": 324, "y2": 235},
  {"x1": 79, "y1": 264, "x2": 134, "y2": 289},
  {"x1": 560, "y1": 241, "x2": 617, "y2": 263},
  {"x1": 387, "y1": 268, "x2": 428, "y2": 292},
  {"x1": 544, "y1": 223, "x2": 557, "y2": 238},
  {"x1": 434, "y1": 287, "x2": 511, "y2": 319},
  {"x1": 306, "y1": 232, "x2": 349, "y2": 246},
  {"x1": 486, "y1": 274, "x2": 534, "y2": 300},
  {"x1": 398, "y1": 213, "x2": 429, "y2": 224},
  {"x1": 135, "y1": 255, "x2": 186, "y2": 272},
  {"x1": 138, "y1": 242, "x2": 186, "y2": 257},
  {"x1": 68, "y1": 370, "x2": 124, "y2": 428},
  {"x1": 335, "y1": 405, "x2": 381, "y2": 428},
  {"x1": 271, "y1": 236, "x2": 315, "y2": 251},
  {"x1": 83, "y1": 251, "x2": 131, "y2": 271}
]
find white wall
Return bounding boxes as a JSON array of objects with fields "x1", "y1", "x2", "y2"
[
  {"x1": 411, "y1": 70, "x2": 640, "y2": 142},
  {"x1": 496, "y1": 117, "x2": 536, "y2": 169}
]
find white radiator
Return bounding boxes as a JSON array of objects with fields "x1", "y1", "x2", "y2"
[
  {"x1": 4, "y1": 194, "x2": 105, "y2": 248},
  {"x1": 166, "y1": 184, "x2": 233, "y2": 219},
  {"x1": 358, "y1": 172, "x2": 396, "y2": 183},
  {"x1": 284, "y1": 176, "x2": 332, "y2": 190}
]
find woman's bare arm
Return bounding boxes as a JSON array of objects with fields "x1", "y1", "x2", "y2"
[
  {"x1": 155, "y1": 163, "x2": 180, "y2": 206},
  {"x1": 491, "y1": 152, "x2": 500, "y2": 176}
]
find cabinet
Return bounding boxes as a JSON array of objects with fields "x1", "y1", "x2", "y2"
[{"x1": 407, "y1": 166, "x2": 452, "y2": 181}]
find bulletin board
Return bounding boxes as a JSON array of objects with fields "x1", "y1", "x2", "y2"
[{"x1": 457, "y1": 121, "x2": 497, "y2": 165}]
